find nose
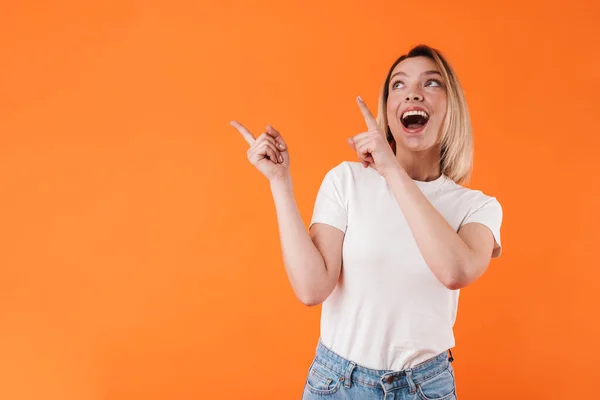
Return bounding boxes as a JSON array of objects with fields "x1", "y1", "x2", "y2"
[{"x1": 405, "y1": 92, "x2": 423, "y2": 102}]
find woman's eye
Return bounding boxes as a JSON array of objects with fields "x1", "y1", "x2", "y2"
[
  {"x1": 425, "y1": 79, "x2": 442, "y2": 87},
  {"x1": 391, "y1": 80, "x2": 404, "y2": 89}
]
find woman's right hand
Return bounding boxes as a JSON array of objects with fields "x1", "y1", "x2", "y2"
[{"x1": 230, "y1": 121, "x2": 290, "y2": 182}]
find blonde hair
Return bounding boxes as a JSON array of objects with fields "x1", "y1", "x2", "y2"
[{"x1": 376, "y1": 45, "x2": 473, "y2": 185}]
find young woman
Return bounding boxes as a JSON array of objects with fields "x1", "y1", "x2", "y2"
[{"x1": 231, "y1": 45, "x2": 503, "y2": 400}]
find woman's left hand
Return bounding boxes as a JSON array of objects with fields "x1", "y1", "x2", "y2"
[{"x1": 348, "y1": 96, "x2": 400, "y2": 177}]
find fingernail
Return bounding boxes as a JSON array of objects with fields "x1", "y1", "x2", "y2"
[
  {"x1": 266, "y1": 125, "x2": 271, "y2": 130},
  {"x1": 279, "y1": 156, "x2": 284, "y2": 163},
  {"x1": 357, "y1": 96, "x2": 363, "y2": 102},
  {"x1": 279, "y1": 143, "x2": 285, "y2": 149}
]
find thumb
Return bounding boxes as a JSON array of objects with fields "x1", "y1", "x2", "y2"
[{"x1": 266, "y1": 125, "x2": 287, "y2": 150}]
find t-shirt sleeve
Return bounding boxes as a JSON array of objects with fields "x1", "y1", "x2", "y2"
[
  {"x1": 309, "y1": 166, "x2": 348, "y2": 233},
  {"x1": 461, "y1": 196, "x2": 503, "y2": 258}
]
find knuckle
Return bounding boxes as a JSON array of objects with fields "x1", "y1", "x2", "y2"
[{"x1": 258, "y1": 133, "x2": 269, "y2": 142}]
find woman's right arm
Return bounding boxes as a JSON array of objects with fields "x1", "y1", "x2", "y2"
[
  {"x1": 270, "y1": 176, "x2": 343, "y2": 307},
  {"x1": 231, "y1": 121, "x2": 342, "y2": 306}
]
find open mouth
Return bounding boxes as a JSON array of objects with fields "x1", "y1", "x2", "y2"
[{"x1": 401, "y1": 110, "x2": 429, "y2": 130}]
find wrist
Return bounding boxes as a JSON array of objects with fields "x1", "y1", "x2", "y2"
[
  {"x1": 269, "y1": 173, "x2": 292, "y2": 190},
  {"x1": 382, "y1": 163, "x2": 407, "y2": 180}
]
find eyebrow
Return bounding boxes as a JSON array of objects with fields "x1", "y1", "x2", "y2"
[{"x1": 390, "y1": 70, "x2": 442, "y2": 80}]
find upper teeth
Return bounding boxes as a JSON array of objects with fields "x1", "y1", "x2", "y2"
[{"x1": 402, "y1": 110, "x2": 429, "y2": 120}]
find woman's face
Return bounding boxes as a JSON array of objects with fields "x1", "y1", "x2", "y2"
[{"x1": 386, "y1": 56, "x2": 448, "y2": 152}]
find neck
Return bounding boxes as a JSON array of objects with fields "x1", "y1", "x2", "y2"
[{"x1": 394, "y1": 144, "x2": 442, "y2": 182}]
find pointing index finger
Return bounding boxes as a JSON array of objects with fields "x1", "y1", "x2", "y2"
[
  {"x1": 356, "y1": 96, "x2": 379, "y2": 131},
  {"x1": 230, "y1": 120, "x2": 256, "y2": 146}
]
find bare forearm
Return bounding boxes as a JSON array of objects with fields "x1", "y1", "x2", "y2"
[
  {"x1": 269, "y1": 175, "x2": 329, "y2": 303},
  {"x1": 384, "y1": 166, "x2": 472, "y2": 288}
]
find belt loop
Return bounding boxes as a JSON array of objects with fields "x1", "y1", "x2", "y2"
[
  {"x1": 344, "y1": 361, "x2": 356, "y2": 388},
  {"x1": 448, "y1": 349, "x2": 454, "y2": 363},
  {"x1": 406, "y1": 369, "x2": 417, "y2": 394}
]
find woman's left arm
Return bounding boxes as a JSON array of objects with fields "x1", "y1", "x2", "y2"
[
  {"x1": 384, "y1": 166, "x2": 496, "y2": 290},
  {"x1": 351, "y1": 96, "x2": 496, "y2": 290}
]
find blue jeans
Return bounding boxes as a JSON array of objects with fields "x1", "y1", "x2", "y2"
[{"x1": 302, "y1": 340, "x2": 457, "y2": 400}]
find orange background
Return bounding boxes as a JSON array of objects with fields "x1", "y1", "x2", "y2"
[{"x1": 1, "y1": 1, "x2": 599, "y2": 399}]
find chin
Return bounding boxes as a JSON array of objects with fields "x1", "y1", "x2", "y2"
[{"x1": 392, "y1": 127, "x2": 434, "y2": 149}]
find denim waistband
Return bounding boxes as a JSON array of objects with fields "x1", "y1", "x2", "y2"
[{"x1": 314, "y1": 339, "x2": 453, "y2": 391}]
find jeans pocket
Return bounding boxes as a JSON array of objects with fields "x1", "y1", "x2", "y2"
[
  {"x1": 305, "y1": 359, "x2": 342, "y2": 396},
  {"x1": 416, "y1": 366, "x2": 456, "y2": 400}
]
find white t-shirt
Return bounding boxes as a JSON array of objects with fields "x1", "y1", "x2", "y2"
[{"x1": 309, "y1": 161, "x2": 503, "y2": 371}]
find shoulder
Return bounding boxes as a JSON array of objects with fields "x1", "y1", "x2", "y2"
[
  {"x1": 316, "y1": 161, "x2": 384, "y2": 199},
  {"x1": 440, "y1": 179, "x2": 503, "y2": 227},
  {"x1": 325, "y1": 160, "x2": 360, "y2": 175},
  {"x1": 442, "y1": 178, "x2": 502, "y2": 209},
  {"x1": 324, "y1": 160, "x2": 381, "y2": 182}
]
